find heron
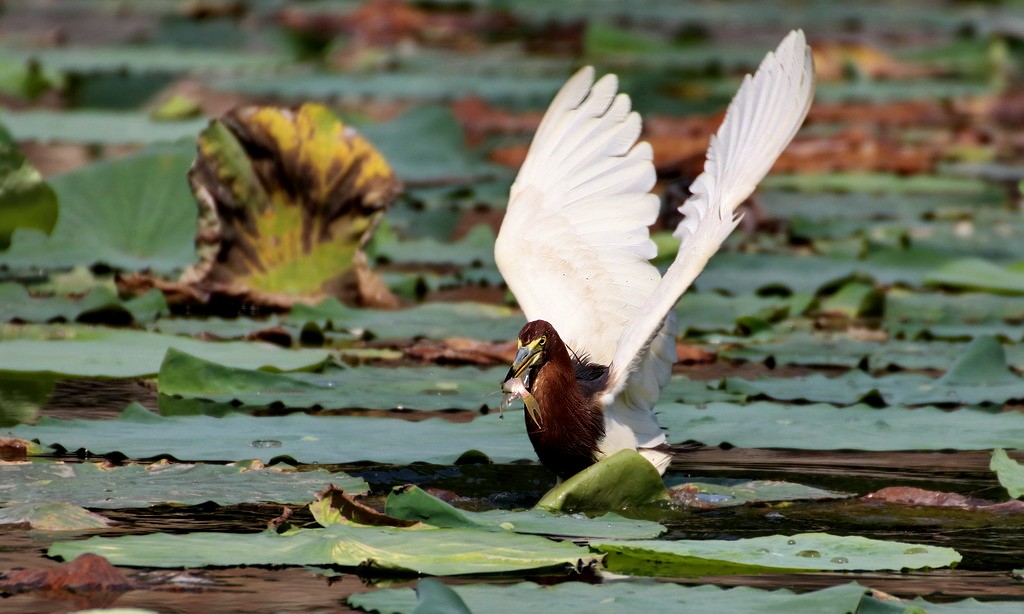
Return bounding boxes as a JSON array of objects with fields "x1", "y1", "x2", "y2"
[{"x1": 496, "y1": 31, "x2": 815, "y2": 480}]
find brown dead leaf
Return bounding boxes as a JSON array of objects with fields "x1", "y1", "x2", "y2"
[
  {"x1": 313, "y1": 485, "x2": 417, "y2": 527},
  {"x1": 863, "y1": 487, "x2": 1024, "y2": 512},
  {"x1": 0, "y1": 437, "x2": 30, "y2": 461},
  {"x1": 452, "y1": 96, "x2": 544, "y2": 147},
  {"x1": 676, "y1": 342, "x2": 716, "y2": 365},
  {"x1": 812, "y1": 42, "x2": 939, "y2": 81},
  {"x1": 1, "y1": 553, "x2": 139, "y2": 593},
  {"x1": 406, "y1": 338, "x2": 517, "y2": 365}
]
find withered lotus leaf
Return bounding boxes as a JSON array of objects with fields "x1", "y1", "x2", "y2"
[{"x1": 185, "y1": 103, "x2": 400, "y2": 305}]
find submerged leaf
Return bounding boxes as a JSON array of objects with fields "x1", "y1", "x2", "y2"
[
  {"x1": 536, "y1": 450, "x2": 670, "y2": 513},
  {"x1": 185, "y1": 103, "x2": 400, "y2": 305},
  {"x1": 50, "y1": 524, "x2": 600, "y2": 575}
]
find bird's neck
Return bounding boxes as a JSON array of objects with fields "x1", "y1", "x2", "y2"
[{"x1": 527, "y1": 346, "x2": 606, "y2": 480}]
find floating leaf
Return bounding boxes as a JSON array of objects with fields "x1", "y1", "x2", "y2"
[
  {"x1": 11, "y1": 402, "x2": 536, "y2": 464},
  {"x1": 658, "y1": 401, "x2": 1024, "y2": 451},
  {"x1": 386, "y1": 485, "x2": 665, "y2": 538},
  {"x1": 158, "y1": 348, "x2": 504, "y2": 411},
  {"x1": 536, "y1": 450, "x2": 670, "y2": 513},
  {"x1": 50, "y1": 524, "x2": 600, "y2": 575},
  {"x1": 925, "y1": 258, "x2": 1024, "y2": 295},
  {"x1": 0, "y1": 502, "x2": 111, "y2": 531},
  {"x1": 0, "y1": 123, "x2": 57, "y2": 249},
  {"x1": 594, "y1": 533, "x2": 961, "y2": 573},
  {"x1": 0, "y1": 283, "x2": 168, "y2": 324},
  {"x1": 2, "y1": 111, "x2": 206, "y2": 145},
  {"x1": 0, "y1": 325, "x2": 330, "y2": 377},
  {"x1": 348, "y1": 580, "x2": 879, "y2": 614},
  {"x1": 723, "y1": 336, "x2": 1024, "y2": 406},
  {"x1": 287, "y1": 298, "x2": 523, "y2": 341},
  {"x1": 0, "y1": 460, "x2": 366, "y2": 508},
  {"x1": 0, "y1": 142, "x2": 198, "y2": 273},
  {"x1": 991, "y1": 449, "x2": 1024, "y2": 500},
  {"x1": 185, "y1": 103, "x2": 399, "y2": 304},
  {"x1": 671, "y1": 479, "x2": 853, "y2": 508}
]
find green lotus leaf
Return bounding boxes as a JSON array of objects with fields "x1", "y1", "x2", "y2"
[
  {"x1": 385, "y1": 485, "x2": 665, "y2": 538},
  {"x1": 0, "y1": 123, "x2": 57, "y2": 249},
  {"x1": 0, "y1": 460, "x2": 366, "y2": 508},
  {"x1": 594, "y1": 533, "x2": 961, "y2": 573},
  {"x1": 0, "y1": 325, "x2": 329, "y2": 377},
  {"x1": 991, "y1": 449, "x2": 1024, "y2": 500},
  {"x1": 11, "y1": 402, "x2": 535, "y2": 464},
  {"x1": 0, "y1": 142, "x2": 198, "y2": 273},
  {"x1": 49, "y1": 523, "x2": 600, "y2": 575},
  {"x1": 0, "y1": 502, "x2": 111, "y2": 531},
  {"x1": 536, "y1": 450, "x2": 670, "y2": 513},
  {"x1": 158, "y1": 348, "x2": 504, "y2": 411}
]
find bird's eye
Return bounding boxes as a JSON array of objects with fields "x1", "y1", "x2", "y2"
[{"x1": 538, "y1": 336, "x2": 546, "y2": 347}]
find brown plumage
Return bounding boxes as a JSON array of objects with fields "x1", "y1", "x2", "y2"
[{"x1": 504, "y1": 320, "x2": 608, "y2": 480}]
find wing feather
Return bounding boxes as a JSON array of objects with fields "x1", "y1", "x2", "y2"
[
  {"x1": 601, "y1": 31, "x2": 815, "y2": 440},
  {"x1": 496, "y1": 68, "x2": 661, "y2": 365}
]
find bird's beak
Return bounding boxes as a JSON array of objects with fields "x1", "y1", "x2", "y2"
[{"x1": 503, "y1": 338, "x2": 544, "y2": 388}]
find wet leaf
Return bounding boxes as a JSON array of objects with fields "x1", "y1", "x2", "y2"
[
  {"x1": 0, "y1": 123, "x2": 57, "y2": 249},
  {"x1": 12, "y1": 402, "x2": 536, "y2": 464},
  {"x1": 3, "y1": 111, "x2": 206, "y2": 145},
  {"x1": 0, "y1": 142, "x2": 198, "y2": 273},
  {"x1": 287, "y1": 298, "x2": 523, "y2": 342},
  {"x1": 991, "y1": 449, "x2": 1024, "y2": 500},
  {"x1": 671, "y1": 479, "x2": 853, "y2": 508},
  {"x1": 0, "y1": 460, "x2": 366, "y2": 509},
  {"x1": 0, "y1": 502, "x2": 111, "y2": 531},
  {"x1": 186, "y1": 103, "x2": 399, "y2": 304},
  {"x1": 535, "y1": 450, "x2": 670, "y2": 513},
  {"x1": 0, "y1": 283, "x2": 168, "y2": 324},
  {"x1": 310, "y1": 485, "x2": 416, "y2": 528},
  {"x1": 594, "y1": 533, "x2": 961, "y2": 573},
  {"x1": 723, "y1": 336, "x2": 1024, "y2": 406},
  {"x1": 348, "y1": 580, "x2": 878, "y2": 614},
  {"x1": 50, "y1": 524, "x2": 600, "y2": 575},
  {"x1": 0, "y1": 325, "x2": 330, "y2": 377},
  {"x1": 386, "y1": 485, "x2": 665, "y2": 538},
  {"x1": 412, "y1": 578, "x2": 471, "y2": 614},
  {"x1": 158, "y1": 348, "x2": 505, "y2": 411},
  {"x1": 925, "y1": 258, "x2": 1024, "y2": 295},
  {"x1": 657, "y1": 402, "x2": 1024, "y2": 451}
]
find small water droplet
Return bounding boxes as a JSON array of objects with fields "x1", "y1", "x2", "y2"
[
  {"x1": 795, "y1": 550, "x2": 821, "y2": 558},
  {"x1": 756, "y1": 548, "x2": 770, "y2": 554},
  {"x1": 786, "y1": 539, "x2": 797, "y2": 545},
  {"x1": 250, "y1": 439, "x2": 282, "y2": 448},
  {"x1": 765, "y1": 511, "x2": 784, "y2": 520},
  {"x1": 830, "y1": 556, "x2": 849, "y2": 564},
  {"x1": 904, "y1": 547, "x2": 928, "y2": 555}
]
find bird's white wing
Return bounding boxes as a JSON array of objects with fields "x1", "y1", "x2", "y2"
[
  {"x1": 495, "y1": 66, "x2": 662, "y2": 366},
  {"x1": 601, "y1": 30, "x2": 815, "y2": 450}
]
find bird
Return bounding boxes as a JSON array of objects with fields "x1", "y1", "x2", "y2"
[{"x1": 495, "y1": 31, "x2": 815, "y2": 481}]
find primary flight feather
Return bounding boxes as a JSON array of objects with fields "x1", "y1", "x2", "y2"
[{"x1": 496, "y1": 30, "x2": 815, "y2": 480}]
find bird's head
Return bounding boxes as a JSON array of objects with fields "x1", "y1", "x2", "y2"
[{"x1": 503, "y1": 320, "x2": 559, "y2": 391}]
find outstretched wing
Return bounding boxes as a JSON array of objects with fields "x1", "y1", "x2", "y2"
[
  {"x1": 601, "y1": 30, "x2": 816, "y2": 452},
  {"x1": 495, "y1": 67, "x2": 662, "y2": 366}
]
